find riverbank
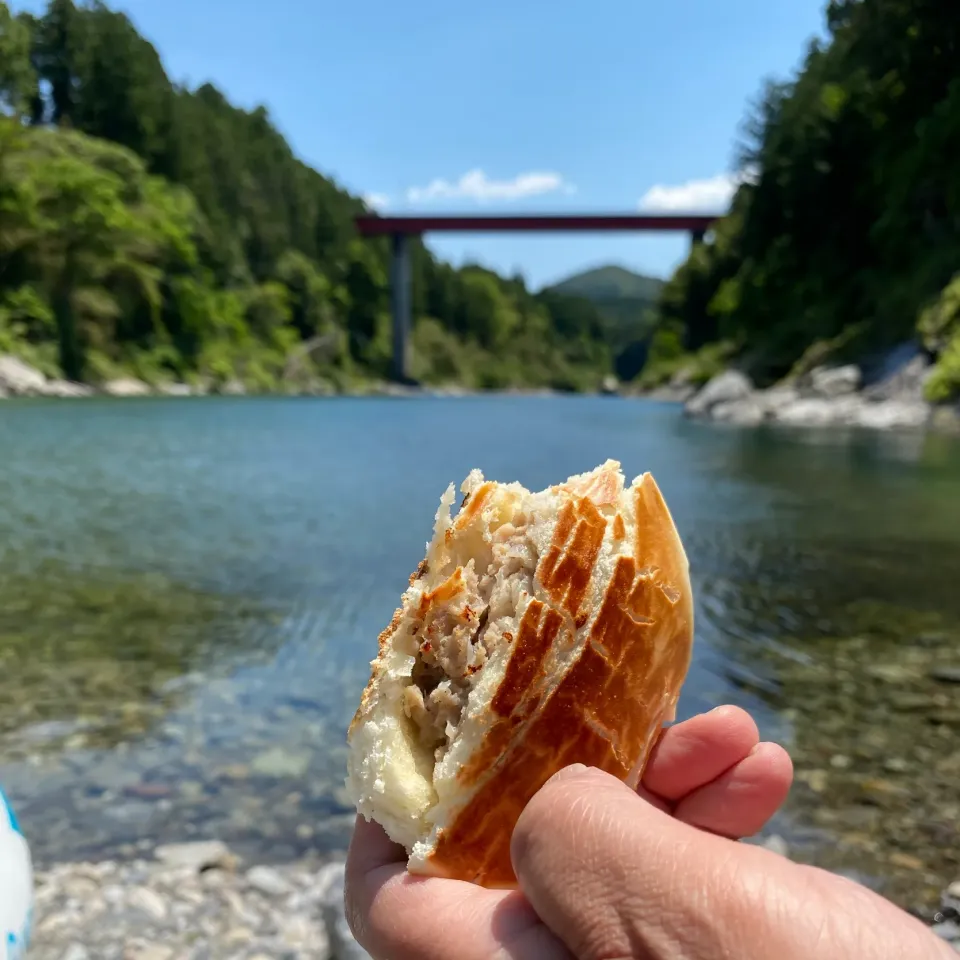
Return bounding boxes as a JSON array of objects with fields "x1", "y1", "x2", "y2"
[
  {"x1": 30, "y1": 842, "x2": 368, "y2": 960},
  {"x1": 27, "y1": 837, "x2": 960, "y2": 958},
  {"x1": 0, "y1": 353, "x2": 441, "y2": 401},
  {"x1": 676, "y1": 349, "x2": 960, "y2": 434},
  {"x1": 0, "y1": 354, "x2": 589, "y2": 402}
]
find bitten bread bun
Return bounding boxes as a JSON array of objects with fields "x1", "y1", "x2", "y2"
[{"x1": 345, "y1": 459, "x2": 694, "y2": 888}]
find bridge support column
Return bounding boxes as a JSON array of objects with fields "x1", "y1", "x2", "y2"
[
  {"x1": 690, "y1": 229, "x2": 706, "y2": 251},
  {"x1": 390, "y1": 232, "x2": 412, "y2": 383}
]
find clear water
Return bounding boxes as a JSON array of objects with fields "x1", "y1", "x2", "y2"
[{"x1": 1, "y1": 395, "x2": 959, "y2": 869}]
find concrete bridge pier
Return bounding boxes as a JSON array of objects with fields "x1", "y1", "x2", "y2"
[
  {"x1": 390, "y1": 232, "x2": 413, "y2": 384},
  {"x1": 368, "y1": 214, "x2": 721, "y2": 384}
]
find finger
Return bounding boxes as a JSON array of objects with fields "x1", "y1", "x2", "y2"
[
  {"x1": 344, "y1": 816, "x2": 571, "y2": 960},
  {"x1": 512, "y1": 765, "x2": 953, "y2": 960},
  {"x1": 512, "y1": 764, "x2": 725, "y2": 960},
  {"x1": 641, "y1": 705, "x2": 760, "y2": 801},
  {"x1": 346, "y1": 814, "x2": 407, "y2": 873},
  {"x1": 673, "y1": 741, "x2": 794, "y2": 838}
]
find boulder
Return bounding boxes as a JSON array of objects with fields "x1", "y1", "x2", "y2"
[
  {"x1": 685, "y1": 370, "x2": 754, "y2": 418},
  {"x1": 104, "y1": 377, "x2": 151, "y2": 397},
  {"x1": 43, "y1": 380, "x2": 94, "y2": 398},
  {"x1": 158, "y1": 382, "x2": 193, "y2": 397},
  {"x1": 772, "y1": 397, "x2": 858, "y2": 427},
  {"x1": 710, "y1": 397, "x2": 766, "y2": 426},
  {"x1": 0, "y1": 355, "x2": 47, "y2": 396},
  {"x1": 759, "y1": 386, "x2": 801, "y2": 415},
  {"x1": 600, "y1": 374, "x2": 619, "y2": 396},
  {"x1": 863, "y1": 353, "x2": 932, "y2": 404},
  {"x1": 220, "y1": 379, "x2": 247, "y2": 396},
  {"x1": 805, "y1": 364, "x2": 861, "y2": 398},
  {"x1": 855, "y1": 400, "x2": 929, "y2": 430}
]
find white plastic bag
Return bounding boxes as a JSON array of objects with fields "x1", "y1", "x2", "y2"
[{"x1": 0, "y1": 788, "x2": 32, "y2": 959}]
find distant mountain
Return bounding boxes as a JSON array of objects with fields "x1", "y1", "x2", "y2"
[
  {"x1": 543, "y1": 266, "x2": 665, "y2": 381},
  {"x1": 547, "y1": 265, "x2": 664, "y2": 305}
]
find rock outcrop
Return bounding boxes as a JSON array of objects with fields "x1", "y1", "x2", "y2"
[
  {"x1": 103, "y1": 377, "x2": 152, "y2": 397},
  {"x1": 0, "y1": 355, "x2": 94, "y2": 398},
  {"x1": 683, "y1": 347, "x2": 944, "y2": 431}
]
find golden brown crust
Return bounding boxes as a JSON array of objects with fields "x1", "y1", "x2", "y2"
[
  {"x1": 424, "y1": 472, "x2": 693, "y2": 887},
  {"x1": 455, "y1": 481, "x2": 494, "y2": 528},
  {"x1": 453, "y1": 599, "x2": 566, "y2": 791},
  {"x1": 348, "y1": 604, "x2": 406, "y2": 736},
  {"x1": 538, "y1": 495, "x2": 607, "y2": 623}
]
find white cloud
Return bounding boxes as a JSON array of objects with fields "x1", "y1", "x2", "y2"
[
  {"x1": 362, "y1": 192, "x2": 391, "y2": 211},
  {"x1": 638, "y1": 169, "x2": 756, "y2": 212},
  {"x1": 406, "y1": 168, "x2": 574, "y2": 204}
]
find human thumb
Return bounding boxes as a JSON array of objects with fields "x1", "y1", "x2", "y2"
[{"x1": 509, "y1": 764, "x2": 951, "y2": 960}]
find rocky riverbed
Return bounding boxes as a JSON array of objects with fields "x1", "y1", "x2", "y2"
[
  {"x1": 0, "y1": 354, "x2": 556, "y2": 401},
  {"x1": 679, "y1": 347, "x2": 960, "y2": 434},
  {"x1": 0, "y1": 354, "x2": 390, "y2": 401},
  {"x1": 30, "y1": 843, "x2": 369, "y2": 960},
  {"x1": 27, "y1": 837, "x2": 960, "y2": 958}
]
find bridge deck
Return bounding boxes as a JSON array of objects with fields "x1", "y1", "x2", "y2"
[
  {"x1": 355, "y1": 213, "x2": 719, "y2": 235},
  {"x1": 355, "y1": 211, "x2": 720, "y2": 382}
]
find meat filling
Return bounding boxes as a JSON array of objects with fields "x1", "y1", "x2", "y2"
[{"x1": 402, "y1": 513, "x2": 536, "y2": 762}]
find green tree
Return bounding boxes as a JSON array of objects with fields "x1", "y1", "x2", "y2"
[
  {"x1": 0, "y1": 2, "x2": 36, "y2": 119},
  {"x1": 0, "y1": 0, "x2": 617, "y2": 393}
]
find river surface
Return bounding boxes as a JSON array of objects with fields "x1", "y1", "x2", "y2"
[{"x1": 1, "y1": 396, "x2": 959, "y2": 903}]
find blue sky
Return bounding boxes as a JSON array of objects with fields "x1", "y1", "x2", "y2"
[{"x1": 17, "y1": 0, "x2": 827, "y2": 288}]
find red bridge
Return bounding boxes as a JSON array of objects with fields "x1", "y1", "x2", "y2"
[{"x1": 354, "y1": 213, "x2": 720, "y2": 383}]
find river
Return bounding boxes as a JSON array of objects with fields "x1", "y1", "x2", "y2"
[{"x1": 1, "y1": 395, "x2": 959, "y2": 909}]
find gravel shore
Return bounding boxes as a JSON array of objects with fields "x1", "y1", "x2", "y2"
[
  {"x1": 30, "y1": 842, "x2": 368, "y2": 960},
  {"x1": 28, "y1": 838, "x2": 960, "y2": 958}
]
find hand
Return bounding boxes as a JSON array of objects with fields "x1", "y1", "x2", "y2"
[{"x1": 346, "y1": 704, "x2": 800, "y2": 959}]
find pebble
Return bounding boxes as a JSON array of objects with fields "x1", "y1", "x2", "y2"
[
  {"x1": 930, "y1": 666, "x2": 960, "y2": 684},
  {"x1": 933, "y1": 920, "x2": 960, "y2": 942},
  {"x1": 128, "y1": 885, "x2": 169, "y2": 921},
  {"x1": 28, "y1": 847, "x2": 369, "y2": 960},
  {"x1": 154, "y1": 840, "x2": 237, "y2": 872},
  {"x1": 759, "y1": 834, "x2": 790, "y2": 857},
  {"x1": 246, "y1": 865, "x2": 292, "y2": 897},
  {"x1": 26, "y1": 840, "x2": 957, "y2": 957}
]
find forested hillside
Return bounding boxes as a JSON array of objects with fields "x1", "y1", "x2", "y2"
[
  {"x1": 643, "y1": 0, "x2": 960, "y2": 403},
  {"x1": 544, "y1": 265, "x2": 663, "y2": 380},
  {"x1": 0, "y1": 0, "x2": 613, "y2": 393}
]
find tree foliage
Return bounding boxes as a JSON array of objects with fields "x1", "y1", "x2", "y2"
[
  {"x1": 646, "y1": 0, "x2": 960, "y2": 401},
  {"x1": 0, "y1": 0, "x2": 619, "y2": 391}
]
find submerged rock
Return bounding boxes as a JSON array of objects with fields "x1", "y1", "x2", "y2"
[{"x1": 250, "y1": 746, "x2": 312, "y2": 779}]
